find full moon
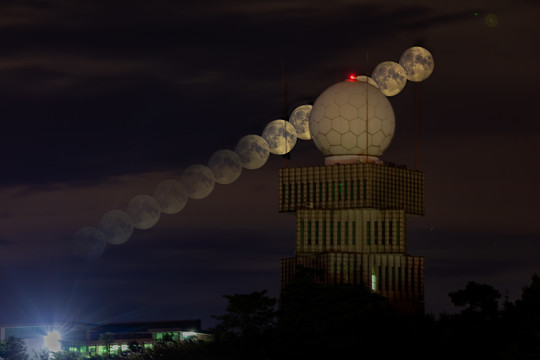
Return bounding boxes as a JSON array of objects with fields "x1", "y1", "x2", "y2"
[
  {"x1": 399, "y1": 46, "x2": 434, "y2": 82},
  {"x1": 154, "y1": 179, "x2": 189, "y2": 214},
  {"x1": 289, "y1": 105, "x2": 312, "y2": 140},
  {"x1": 72, "y1": 227, "x2": 107, "y2": 260},
  {"x1": 126, "y1": 194, "x2": 161, "y2": 230},
  {"x1": 262, "y1": 119, "x2": 297, "y2": 155},
  {"x1": 99, "y1": 210, "x2": 134, "y2": 245},
  {"x1": 207, "y1": 149, "x2": 243, "y2": 185},
  {"x1": 234, "y1": 134, "x2": 270, "y2": 170},
  {"x1": 181, "y1": 164, "x2": 216, "y2": 199},
  {"x1": 371, "y1": 61, "x2": 407, "y2": 97}
]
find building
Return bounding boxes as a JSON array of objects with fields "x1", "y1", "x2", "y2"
[
  {"x1": 279, "y1": 77, "x2": 426, "y2": 314},
  {"x1": 0, "y1": 320, "x2": 210, "y2": 357}
]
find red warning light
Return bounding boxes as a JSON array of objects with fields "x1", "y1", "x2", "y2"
[{"x1": 348, "y1": 74, "x2": 357, "y2": 81}]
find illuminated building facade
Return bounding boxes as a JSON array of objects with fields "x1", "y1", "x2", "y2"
[
  {"x1": 0, "y1": 320, "x2": 209, "y2": 357},
  {"x1": 279, "y1": 162, "x2": 425, "y2": 314}
]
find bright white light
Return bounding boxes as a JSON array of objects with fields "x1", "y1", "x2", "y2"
[{"x1": 44, "y1": 331, "x2": 61, "y2": 352}]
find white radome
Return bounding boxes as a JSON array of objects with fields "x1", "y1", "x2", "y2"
[
  {"x1": 289, "y1": 105, "x2": 312, "y2": 140},
  {"x1": 309, "y1": 79, "x2": 395, "y2": 162},
  {"x1": 262, "y1": 119, "x2": 297, "y2": 155},
  {"x1": 399, "y1": 46, "x2": 434, "y2": 82},
  {"x1": 371, "y1": 61, "x2": 407, "y2": 96}
]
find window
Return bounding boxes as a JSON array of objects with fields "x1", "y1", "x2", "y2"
[
  {"x1": 382, "y1": 221, "x2": 385, "y2": 245},
  {"x1": 367, "y1": 221, "x2": 371, "y2": 245},
  {"x1": 371, "y1": 267, "x2": 377, "y2": 291},
  {"x1": 307, "y1": 221, "x2": 312, "y2": 245},
  {"x1": 315, "y1": 221, "x2": 319, "y2": 245},
  {"x1": 374, "y1": 221, "x2": 379, "y2": 244}
]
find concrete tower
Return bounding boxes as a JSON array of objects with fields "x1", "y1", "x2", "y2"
[{"x1": 279, "y1": 77, "x2": 426, "y2": 314}]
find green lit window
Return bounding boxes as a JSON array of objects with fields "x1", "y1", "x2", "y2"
[
  {"x1": 371, "y1": 267, "x2": 377, "y2": 291},
  {"x1": 338, "y1": 182, "x2": 342, "y2": 197}
]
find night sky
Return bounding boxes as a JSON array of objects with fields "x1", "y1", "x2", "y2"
[{"x1": 1, "y1": 0, "x2": 539, "y2": 330}]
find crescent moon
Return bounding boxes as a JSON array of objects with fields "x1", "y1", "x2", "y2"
[{"x1": 289, "y1": 105, "x2": 313, "y2": 140}]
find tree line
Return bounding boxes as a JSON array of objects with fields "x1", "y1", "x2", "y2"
[{"x1": 1, "y1": 273, "x2": 539, "y2": 360}]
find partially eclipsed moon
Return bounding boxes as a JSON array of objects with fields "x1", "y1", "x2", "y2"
[
  {"x1": 356, "y1": 75, "x2": 379, "y2": 88},
  {"x1": 262, "y1": 119, "x2": 297, "y2": 155},
  {"x1": 99, "y1": 210, "x2": 134, "y2": 245},
  {"x1": 234, "y1": 134, "x2": 270, "y2": 170},
  {"x1": 289, "y1": 105, "x2": 312, "y2": 140},
  {"x1": 207, "y1": 149, "x2": 243, "y2": 185},
  {"x1": 181, "y1": 164, "x2": 216, "y2": 199},
  {"x1": 154, "y1": 179, "x2": 188, "y2": 214},
  {"x1": 126, "y1": 194, "x2": 161, "y2": 230},
  {"x1": 399, "y1": 46, "x2": 434, "y2": 82},
  {"x1": 72, "y1": 227, "x2": 107, "y2": 260},
  {"x1": 371, "y1": 61, "x2": 407, "y2": 96}
]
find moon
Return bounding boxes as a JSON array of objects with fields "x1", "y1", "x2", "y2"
[
  {"x1": 371, "y1": 61, "x2": 407, "y2": 96},
  {"x1": 181, "y1": 164, "x2": 216, "y2": 199},
  {"x1": 153, "y1": 179, "x2": 188, "y2": 214},
  {"x1": 207, "y1": 149, "x2": 243, "y2": 185},
  {"x1": 99, "y1": 210, "x2": 134, "y2": 245},
  {"x1": 72, "y1": 227, "x2": 107, "y2": 260},
  {"x1": 356, "y1": 75, "x2": 379, "y2": 88},
  {"x1": 262, "y1": 119, "x2": 297, "y2": 155},
  {"x1": 289, "y1": 105, "x2": 312, "y2": 140},
  {"x1": 399, "y1": 46, "x2": 434, "y2": 82},
  {"x1": 234, "y1": 134, "x2": 270, "y2": 170},
  {"x1": 126, "y1": 194, "x2": 161, "y2": 230}
]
